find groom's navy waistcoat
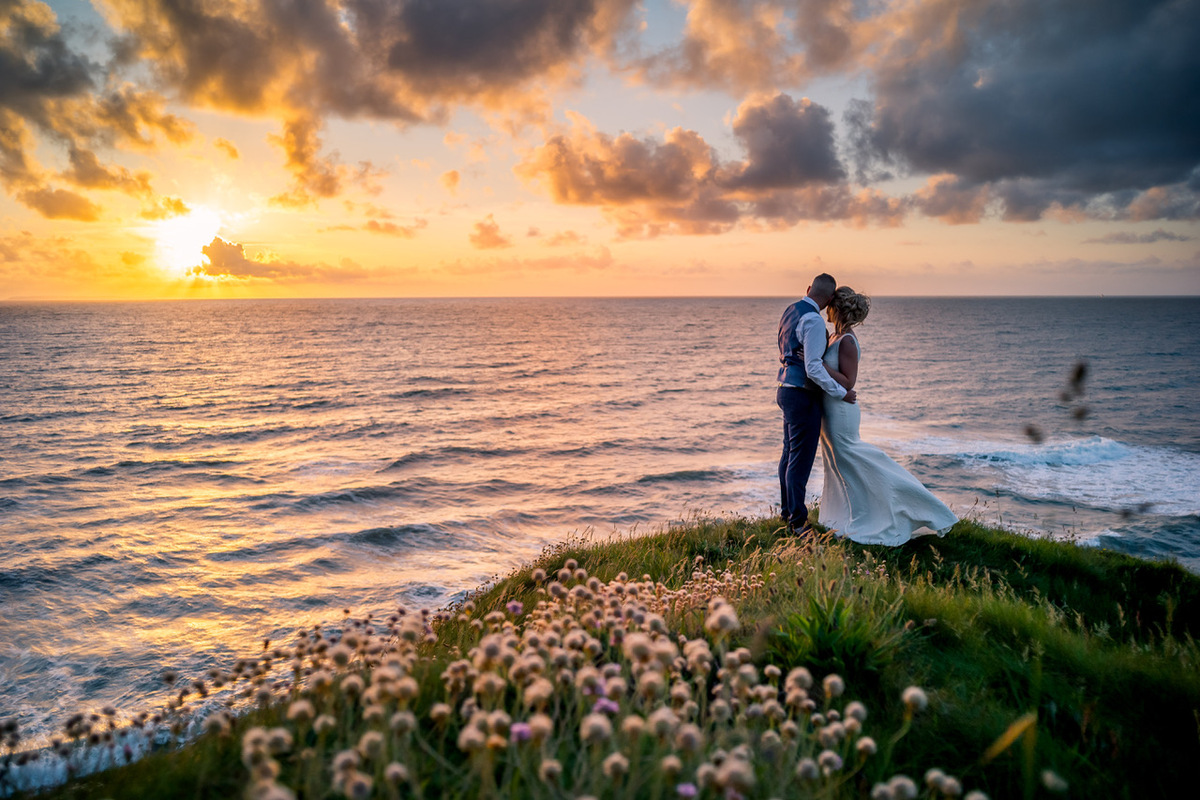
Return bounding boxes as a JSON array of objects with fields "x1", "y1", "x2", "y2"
[{"x1": 778, "y1": 300, "x2": 821, "y2": 391}]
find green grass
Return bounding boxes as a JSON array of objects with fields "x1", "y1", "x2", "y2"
[{"x1": 16, "y1": 515, "x2": 1200, "y2": 799}]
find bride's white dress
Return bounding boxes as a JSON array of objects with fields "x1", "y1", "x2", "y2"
[{"x1": 818, "y1": 333, "x2": 957, "y2": 545}]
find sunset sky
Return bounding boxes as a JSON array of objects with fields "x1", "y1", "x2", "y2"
[{"x1": 2, "y1": 0, "x2": 1198, "y2": 299}]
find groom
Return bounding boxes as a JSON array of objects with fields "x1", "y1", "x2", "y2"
[{"x1": 776, "y1": 273, "x2": 856, "y2": 532}]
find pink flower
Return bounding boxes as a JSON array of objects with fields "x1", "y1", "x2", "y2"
[
  {"x1": 506, "y1": 601, "x2": 524, "y2": 616},
  {"x1": 510, "y1": 723, "x2": 532, "y2": 743},
  {"x1": 676, "y1": 783, "x2": 698, "y2": 798},
  {"x1": 593, "y1": 697, "x2": 620, "y2": 715}
]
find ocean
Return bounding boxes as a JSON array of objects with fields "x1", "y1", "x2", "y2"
[{"x1": 1, "y1": 297, "x2": 1198, "y2": 746}]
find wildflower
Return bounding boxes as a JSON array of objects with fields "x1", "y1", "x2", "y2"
[
  {"x1": 704, "y1": 602, "x2": 739, "y2": 636},
  {"x1": 942, "y1": 777, "x2": 963, "y2": 796},
  {"x1": 856, "y1": 736, "x2": 878, "y2": 757},
  {"x1": 341, "y1": 674, "x2": 364, "y2": 697},
  {"x1": 845, "y1": 700, "x2": 868, "y2": 722},
  {"x1": 593, "y1": 697, "x2": 620, "y2": 715},
  {"x1": 429, "y1": 703, "x2": 451, "y2": 724},
  {"x1": 818, "y1": 749, "x2": 843, "y2": 774},
  {"x1": 870, "y1": 784, "x2": 895, "y2": 800},
  {"x1": 510, "y1": 722, "x2": 532, "y2": 744},
  {"x1": 202, "y1": 712, "x2": 231, "y2": 737},
  {"x1": 394, "y1": 676, "x2": 419, "y2": 701},
  {"x1": 602, "y1": 752, "x2": 630, "y2": 778},
  {"x1": 332, "y1": 750, "x2": 360, "y2": 772},
  {"x1": 638, "y1": 670, "x2": 666, "y2": 700},
  {"x1": 580, "y1": 713, "x2": 613, "y2": 744},
  {"x1": 310, "y1": 670, "x2": 333, "y2": 691},
  {"x1": 823, "y1": 673, "x2": 845, "y2": 699},
  {"x1": 716, "y1": 755, "x2": 755, "y2": 792},
  {"x1": 901, "y1": 686, "x2": 927, "y2": 713},
  {"x1": 487, "y1": 710, "x2": 512, "y2": 735},
  {"x1": 676, "y1": 783, "x2": 699, "y2": 798},
  {"x1": 313, "y1": 715, "x2": 337, "y2": 735},
  {"x1": 648, "y1": 707, "x2": 679, "y2": 738},
  {"x1": 363, "y1": 704, "x2": 385, "y2": 725},
  {"x1": 785, "y1": 667, "x2": 813, "y2": 691},
  {"x1": 529, "y1": 713, "x2": 554, "y2": 740},
  {"x1": 710, "y1": 698, "x2": 732, "y2": 721},
  {"x1": 357, "y1": 731, "x2": 384, "y2": 760},
  {"x1": 759, "y1": 730, "x2": 783, "y2": 760},
  {"x1": 286, "y1": 700, "x2": 313, "y2": 723},
  {"x1": 342, "y1": 771, "x2": 372, "y2": 800},
  {"x1": 764, "y1": 664, "x2": 781, "y2": 682},
  {"x1": 524, "y1": 677, "x2": 554, "y2": 707},
  {"x1": 532, "y1": 568, "x2": 547, "y2": 582},
  {"x1": 266, "y1": 728, "x2": 293, "y2": 754},
  {"x1": 888, "y1": 775, "x2": 918, "y2": 800},
  {"x1": 457, "y1": 727, "x2": 486, "y2": 752},
  {"x1": 506, "y1": 600, "x2": 524, "y2": 615},
  {"x1": 620, "y1": 714, "x2": 645, "y2": 738},
  {"x1": 964, "y1": 792, "x2": 991, "y2": 800},
  {"x1": 384, "y1": 762, "x2": 409, "y2": 784},
  {"x1": 696, "y1": 763, "x2": 719, "y2": 789},
  {"x1": 390, "y1": 711, "x2": 415, "y2": 734},
  {"x1": 674, "y1": 723, "x2": 704, "y2": 753},
  {"x1": 539, "y1": 758, "x2": 563, "y2": 784},
  {"x1": 1041, "y1": 770, "x2": 1069, "y2": 793},
  {"x1": 925, "y1": 769, "x2": 947, "y2": 791},
  {"x1": 660, "y1": 755, "x2": 683, "y2": 777}
]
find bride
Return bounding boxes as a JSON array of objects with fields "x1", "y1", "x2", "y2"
[{"x1": 818, "y1": 287, "x2": 957, "y2": 545}]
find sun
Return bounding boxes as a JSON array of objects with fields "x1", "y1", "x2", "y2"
[{"x1": 151, "y1": 206, "x2": 223, "y2": 274}]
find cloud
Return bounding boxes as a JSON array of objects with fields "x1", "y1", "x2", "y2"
[
  {"x1": 365, "y1": 218, "x2": 428, "y2": 237},
  {"x1": 63, "y1": 147, "x2": 152, "y2": 196},
  {"x1": 139, "y1": 195, "x2": 190, "y2": 220},
  {"x1": 1084, "y1": 229, "x2": 1195, "y2": 244},
  {"x1": 723, "y1": 93, "x2": 844, "y2": 189},
  {"x1": 16, "y1": 186, "x2": 102, "y2": 221},
  {"x1": 843, "y1": 0, "x2": 1200, "y2": 221},
  {"x1": 469, "y1": 214, "x2": 512, "y2": 249},
  {"x1": 440, "y1": 169, "x2": 460, "y2": 194},
  {"x1": 516, "y1": 95, "x2": 903, "y2": 237},
  {"x1": 545, "y1": 230, "x2": 586, "y2": 246},
  {"x1": 196, "y1": 236, "x2": 372, "y2": 282},
  {"x1": 0, "y1": 0, "x2": 193, "y2": 219},
  {"x1": 214, "y1": 137, "x2": 239, "y2": 159}
]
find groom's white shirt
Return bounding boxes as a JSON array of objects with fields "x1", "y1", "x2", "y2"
[{"x1": 785, "y1": 297, "x2": 847, "y2": 399}]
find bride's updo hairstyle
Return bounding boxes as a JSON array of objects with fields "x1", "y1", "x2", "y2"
[{"x1": 830, "y1": 286, "x2": 871, "y2": 327}]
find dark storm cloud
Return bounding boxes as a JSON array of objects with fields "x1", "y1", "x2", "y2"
[
  {"x1": 723, "y1": 94, "x2": 844, "y2": 189},
  {"x1": 517, "y1": 93, "x2": 902, "y2": 236},
  {"x1": 846, "y1": 0, "x2": 1200, "y2": 220}
]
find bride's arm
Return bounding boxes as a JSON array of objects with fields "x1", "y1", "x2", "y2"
[{"x1": 824, "y1": 338, "x2": 860, "y2": 390}]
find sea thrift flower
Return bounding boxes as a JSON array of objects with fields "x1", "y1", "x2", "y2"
[
  {"x1": 390, "y1": 711, "x2": 415, "y2": 734},
  {"x1": 429, "y1": 703, "x2": 451, "y2": 724},
  {"x1": 857, "y1": 736, "x2": 878, "y2": 757},
  {"x1": 593, "y1": 697, "x2": 620, "y2": 715},
  {"x1": 357, "y1": 731, "x2": 384, "y2": 760},
  {"x1": 580, "y1": 713, "x2": 613, "y2": 744},
  {"x1": 539, "y1": 758, "x2": 562, "y2": 783},
  {"x1": 964, "y1": 792, "x2": 990, "y2": 800},
  {"x1": 823, "y1": 674, "x2": 845, "y2": 698},
  {"x1": 506, "y1": 601, "x2": 524, "y2": 615},
  {"x1": 889, "y1": 775, "x2": 918, "y2": 800},
  {"x1": 509, "y1": 722, "x2": 532, "y2": 744},
  {"x1": 602, "y1": 752, "x2": 630, "y2": 778},
  {"x1": 660, "y1": 755, "x2": 683, "y2": 777},
  {"x1": 845, "y1": 700, "x2": 868, "y2": 721},
  {"x1": 1041, "y1": 770, "x2": 1069, "y2": 793},
  {"x1": 529, "y1": 713, "x2": 553, "y2": 740},
  {"x1": 704, "y1": 601, "x2": 739, "y2": 636},
  {"x1": 902, "y1": 686, "x2": 928, "y2": 713},
  {"x1": 818, "y1": 749, "x2": 843, "y2": 774},
  {"x1": 786, "y1": 666, "x2": 813, "y2": 690},
  {"x1": 313, "y1": 715, "x2": 337, "y2": 735},
  {"x1": 676, "y1": 783, "x2": 698, "y2": 798},
  {"x1": 384, "y1": 762, "x2": 409, "y2": 784},
  {"x1": 871, "y1": 784, "x2": 895, "y2": 800},
  {"x1": 925, "y1": 769, "x2": 947, "y2": 790}
]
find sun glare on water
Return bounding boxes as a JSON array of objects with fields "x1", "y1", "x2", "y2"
[{"x1": 152, "y1": 207, "x2": 223, "y2": 274}]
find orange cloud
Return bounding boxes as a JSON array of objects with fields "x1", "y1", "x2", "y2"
[
  {"x1": 441, "y1": 170, "x2": 461, "y2": 194},
  {"x1": 469, "y1": 214, "x2": 512, "y2": 249}
]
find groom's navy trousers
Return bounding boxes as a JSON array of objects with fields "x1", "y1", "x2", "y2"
[{"x1": 777, "y1": 385, "x2": 823, "y2": 530}]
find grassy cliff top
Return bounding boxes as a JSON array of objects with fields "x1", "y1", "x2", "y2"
[{"x1": 21, "y1": 517, "x2": 1200, "y2": 800}]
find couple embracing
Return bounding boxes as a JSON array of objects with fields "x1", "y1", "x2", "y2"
[{"x1": 776, "y1": 273, "x2": 956, "y2": 544}]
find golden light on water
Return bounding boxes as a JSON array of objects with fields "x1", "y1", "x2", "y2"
[{"x1": 150, "y1": 207, "x2": 223, "y2": 274}]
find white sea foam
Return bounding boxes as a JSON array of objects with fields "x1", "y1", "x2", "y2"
[{"x1": 885, "y1": 433, "x2": 1200, "y2": 517}]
